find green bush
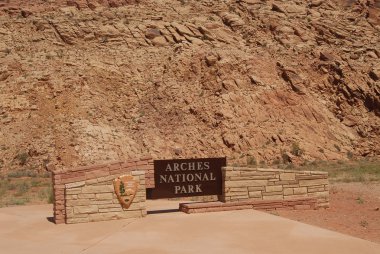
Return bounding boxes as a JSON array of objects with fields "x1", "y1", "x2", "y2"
[
  {"x1": 14, "y1": 152, "x2": 29, "y2": 165},
  {"x1": 247, "y1": 156, "x2": 257, "y2": 166},
  {"x1": 47, "y1": 187, "x2": 54, "y2": 204},
  {"x1": 15, "y1": 182, "x2": 30, "y2": 196},
  {"x1": 31, "y1": 179, "x2": 41, "y2": 187},
  {"x1": 291, "y1": 142, "x2": 304, "y2": 156},
  {"x1": 281, "y1": 150, "x2": 291, "y2": 163},
  {"x1": 7, "y1": 170, "x2": 38, "y2": 178},
  {"x1": 6, "y1": 198, "x2": 28, "y2": 206}
]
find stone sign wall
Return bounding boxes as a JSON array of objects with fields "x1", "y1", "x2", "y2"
[
  {"x1": 51, "y1": 157, "x2": 153, "y2": 224},
  {"x1": 180, "y1": 166, "x2": 329, "y2": 213},
  {"x1": 222, "y1": 166, "x2": 329, "y2": 208},
  {"x1": 65, "y1": 171, "x2": 146, "y2": 224},
  {"x1": 51, "y1": 157, "x2": 330, "y2": 224}
]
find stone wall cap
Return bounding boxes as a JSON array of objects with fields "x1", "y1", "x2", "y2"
[
  {"x1": 53, "y1": 157, "x2": 153, "y2": 175},
  {"x1": 222, "y1": 166, "x2": 328, "y2": 175}
]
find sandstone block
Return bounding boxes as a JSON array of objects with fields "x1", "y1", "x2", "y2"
[
  {"x1": 223, "y1": 171, "x2": 241, "y2": 177},
  {"x1": 263, "y1": 191, "x2": 283, "y2": 196},
  {"x1": 234, "y1": 195, "x2": 250, "y2": 201},
  {"x1": 316, "y1": 202, "x2": 330, "y2": 208},
  {"x1": 293, "y1": 187, "x2": 307, "y2": 195},
  {"x1": 98, "y1": 203, "x2": 122, "y2": 209},
  {"x1": 240, "y1": 171, "x2": 276, "y2": 176},
  {"x1": 226, "y1": 191, "x2": 248, "y2": 197},
  {"x1": 78, "y1": 193, "x2": 95, "y2": 199},
  {"x1": 66, "y1": 217, "x2": 89, "y2": 224},
  {"x1": 284, "y1": 194, "x2": 308, "y2": 200},
  {"x1": 74, "y1": 205, "x2": 98, "y2": 214},
  {"x1": 92, "y1": 200, "x2": 114, "y2": 205},
  {"x1": 248, "y1": 191, "x2": 262, "y2": 198},
  {"x1": 296, "y1": 175, "x2": 327, "y2": 180},
  {"x1": 232, "y1": 176, "x2": 276, "y2": 181},
  {"x1": 66, "y1": 208, "x2": 74, "y2": 216},
  {"x1": 65, "y1": 181, "x2": 85, "y2": 189},
  {"x1": 96, "y1": 193, "x2": 113, "y2": 200},
  {"x1": 265, "y1": 185, "x2": 283, "y2": 192},
  {"x1": 308, "y1": 191, "x2": 329, "y2": 198},
  {"x1": 132, "y1": 170, "x2": 145, "y2": 176},
  {"x1": 81, "y1": 185, "x2": 114, "y2": 193},
  {"x1": 225, "y1": 180, "x2": 267, "y2": 188},
  {"x1": 280, "y1": 173, "x2": 295, "y2": 181},
  {"x1": 85, "y1": 179, "x2": 98, "y2": 185},
  {"x1": 299, "y1": 179, "x2": 328, "y2": 187},
  {"x1": 228, "y1": 187, "x2": 248, "y2": 192},
  {"x1": 66, "y1": 188, "x2": 81, "y2": 195},
  {"x1": 66, "y1": 199, "x2": 92, "y2": 206},
  {"x1": 248, "y1": 186, "x2": 265, "y2": 191},
  {"x1": 248, "y1": 196, "x2": 263, "y2": 201},
  {"x1": 65, "y1": 194, "x2": 78, "y2": 200},
  {"x1": 307, "y1": 186, "x2": 325, "y2": 193},
  {"x1": 283, "y1": 188, "x2": 293, "y2": 195},
  {"x1": 273, "y1": 180, "x2": 298, "y2": 185},
  {"x1": 97, "y1": 175, "x2": 118, "y2": 183},
  {"x1": 99, "y1": 207, "x2": 122, "y2": 213},
  {"x1": 262, "y1": 195, "x2": 283, "y2": 201}
]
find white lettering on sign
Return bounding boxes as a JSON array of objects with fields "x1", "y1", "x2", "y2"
[
  {"x1": 174, "y1": 184, "x2": 202, "y2": 194},
  {"x1": 165, "y1": 162, "x2": 211, "y2": 172},
  {"x1": 159, "y1": 172, "x2": 216, "y2": 184}
]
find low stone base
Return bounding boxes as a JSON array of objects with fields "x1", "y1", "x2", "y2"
[{"x1": 179, "y1": 198, "x2": 320, "y2": 214}]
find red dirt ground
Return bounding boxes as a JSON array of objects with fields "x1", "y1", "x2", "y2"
[{"x1": 276, "y1": 182, "x2": 380, "y2": 244}]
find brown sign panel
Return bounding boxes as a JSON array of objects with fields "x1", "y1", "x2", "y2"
[{"x1": 146, "y1": 157, "x2": 226, "y2": 199}]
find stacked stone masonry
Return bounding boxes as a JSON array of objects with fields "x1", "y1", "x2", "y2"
[
  {"x1": 179, "y1": 198, "x2": 317, "y2": 214},
  {"x1": 51, "y1": 157, "x2": 153, "y2": 224},
  {"x1": 65, "y1": 171, "x2": 146, "y2": 224},
  {"x1": 222, "y1": 167, "x2": 329, "y2": 210}
]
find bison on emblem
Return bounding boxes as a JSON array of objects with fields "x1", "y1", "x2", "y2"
[{"x1": 113, "y1": 175, "x2": 139, "y2": 209}]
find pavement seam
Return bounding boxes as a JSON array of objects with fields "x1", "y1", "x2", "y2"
[{"x1": 78, "y1": 218, "x2": 139, "y2": 253}]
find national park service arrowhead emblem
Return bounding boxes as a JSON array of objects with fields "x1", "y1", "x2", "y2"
[{"x1": 113, "y1": 175, "x2": 139, "y2": 209}]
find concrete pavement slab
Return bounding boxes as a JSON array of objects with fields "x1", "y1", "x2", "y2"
[{"x1": 0, "y1": 201, "x2": 379, "y2": 254}]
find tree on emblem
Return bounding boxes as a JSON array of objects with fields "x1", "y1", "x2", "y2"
[
  {"x1": 119, "y1": 181, "x2": 129, "y2": 202},
  {"x1": 119, "y1": 181, "x2": 125, "y2": 194}
]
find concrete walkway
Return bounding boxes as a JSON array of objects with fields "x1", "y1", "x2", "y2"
[{"x1": 0, "y1": 200, "x2": 379, "y2": 254}]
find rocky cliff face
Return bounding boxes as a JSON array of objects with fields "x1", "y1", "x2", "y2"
[{"x1": 0, "y1": 0, "x2": 379, "y2": 171}]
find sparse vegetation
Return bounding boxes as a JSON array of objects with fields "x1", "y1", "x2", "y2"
[
  {"x1": 8, "y1": 169, "x2": 38, "y2": 178},
  {"x1": 15, "y1": 182, "x2": 30, "y2": 196},
  {"x1": 356, "y1": 197, "x2": 364, "y2": 204},
  {"x1": 14, "y1": 152, "x2": 29, "y2": 166},
  {"x1": 360, "y1": 220, "x2": 368, "y2": 228},
  {"x1": 281, "y1": 150, "x2": 291, "y2": 164},
  {"x1": 291, "y1": 142, "x2": 303, "y2": 156},
  {"x1": 280, "y1": 160, "x2": 380, "y2": 183},
  {"x1": 6, "y1": 198, "x2": 28, "y2": 206},
  {"x1": 0, "y1": 171, "x2": 52, "y2": 207},
  {"x1": 246, "y1": 156, "x2": 257, "y2": 166},
  {"x1": 347, "y1": 151, "x2": 354, "y2": 159}
]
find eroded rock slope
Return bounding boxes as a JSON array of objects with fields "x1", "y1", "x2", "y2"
[{"x1": 0, "y1": 0, "x2": 379, "y2": 171}]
